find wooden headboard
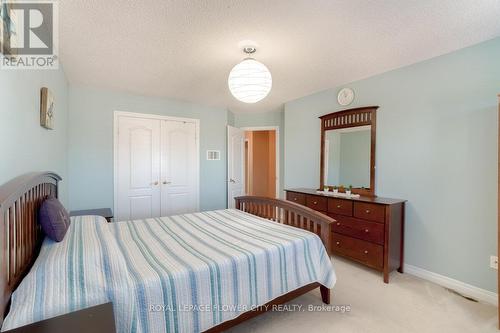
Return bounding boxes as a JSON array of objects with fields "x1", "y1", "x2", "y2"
[{"x1": 0, "y1": 172, "x2": 61, "y2": 326}]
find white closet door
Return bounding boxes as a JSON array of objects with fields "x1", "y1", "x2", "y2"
[
  {"x1": 116, "y1": 116, "x2": 161, "y2": 220},
  {"x1": 161, "y1": 120, "x2": 198, "y2": 215},
  {"x1": 227, "y1": 125, "x2": 245, "y2": 208}
]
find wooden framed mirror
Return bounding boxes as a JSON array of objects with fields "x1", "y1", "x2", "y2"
[{"x1": 319, "y1": 106, "x2": 378, "y2": 196}]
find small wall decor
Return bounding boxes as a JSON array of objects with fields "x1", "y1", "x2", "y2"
[{"x1": 40, "y1": 87, "x2": 55, "y2": 129}]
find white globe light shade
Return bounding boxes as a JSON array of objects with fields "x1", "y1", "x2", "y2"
[{"x1": 228, "y1": 58, "x2": 272, "y2": 103}]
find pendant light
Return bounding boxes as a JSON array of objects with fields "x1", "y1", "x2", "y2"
[{"x1": 228, "y1": 47, "x2": 272, "y2": 103}]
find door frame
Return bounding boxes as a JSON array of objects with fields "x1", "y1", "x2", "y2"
[
  {"x1": 240, "y1": 126, "x2": 280, "y2": 198},
  {"x1": 113, "y1": 111, "x2": 200, "y2": 218},
  {"x1": 497, "y1": 94, "x2": 500, "y2": 328}
]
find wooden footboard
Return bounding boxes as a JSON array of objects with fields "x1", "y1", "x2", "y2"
[
  {"x1": 235, "y1": 196, "x2": 334, "y2": 255},
  {"x1": 204, "y1": 196, "x2": 335, "y2": 332}
]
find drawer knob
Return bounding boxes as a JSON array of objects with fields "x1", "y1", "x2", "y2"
[
  {"x1": 336, "y1": 241, "x2": 340, "y2": 245},
  {"x1": 336, "y1": 222, "x2": 341, "y2": 226},
  {"x1": 364, "y1": 229, "x2": 369, "y2": 233},
  {"x1": 365, "y1": 209, "x2": 371, "y2": 214},
  {"x1": 313, "y1": 201, "x2": 317, "y2": 204},
  {"x1": 364, "y1": 250, "x2": 368, "y2": 254},
  {"x1": 294, "y1": 198, "x2": 297, "y2": 201},
  {"x1": 336, "y1": 205, "x2": 341, "y2": 208}
]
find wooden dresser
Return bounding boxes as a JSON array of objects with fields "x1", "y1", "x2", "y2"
[{"x1": 285, "y1": 188, "x2": 405, "y2": 283}]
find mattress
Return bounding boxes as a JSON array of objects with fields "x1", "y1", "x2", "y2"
[{"x1": 2, "y1": 209, "x2": 336, "y2": 333}]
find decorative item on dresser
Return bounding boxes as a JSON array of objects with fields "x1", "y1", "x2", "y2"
[{"x1": 286, "y1": 188, "x2": 405, "y2": 283}]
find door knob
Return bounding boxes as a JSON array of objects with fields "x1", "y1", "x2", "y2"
[
  {"x1": 229, "y1": 179, "x2": 236, "y2": 183},
  {"x1": 163, "y1": 181, "x2": 171, "y2": 185},
  {"x1": 152, "y1": 181, "x2": 159, "y2": 186}
]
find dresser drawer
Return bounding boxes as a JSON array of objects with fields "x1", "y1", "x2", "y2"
[
  {"x1": 329, "y1": 214, "x2": 384, "y2": 245},
  {"x1": 286, "y1": 192, "x2": 306, "y2": 205},
  {"x1": 327, "y1": 198, "x2": 353, "y2": 216},
  {"x1": 353, "y1": 202, "x2": 385, "y2": 223},
  {"x1": 332, "y1": 233, "x2": 383, "y2": 269},
  {"x1": 305, "y1": 195, "x2": 327, "y2": 211}
]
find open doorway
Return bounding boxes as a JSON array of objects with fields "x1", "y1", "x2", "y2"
[{"x1": 243, "y1": 127, "x2": 279, "y2": 198}]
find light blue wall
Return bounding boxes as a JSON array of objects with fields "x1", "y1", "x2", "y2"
[
  {"x1": 227, "y1": 110, "x2": 235, "y2": 126},
  {"x1": 67, "y1": 86, "x2": 229, "y2": 212},
  {"x1": 233, "y1": 108, "x2": 283, "y2": 129},
  {"x1": 285, "y1": 37, "x2": 500, "y2": 292},
  {"x1": 0, "y1": 68, "x2": 69, "y2": 204},
  {"x1": 233, "y1": 108, "x2": 285, "y2": 196}
]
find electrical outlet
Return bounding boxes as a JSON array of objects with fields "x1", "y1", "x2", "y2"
[{"x1": 490, "y1": 256, "x2": 498, "y2": 270}]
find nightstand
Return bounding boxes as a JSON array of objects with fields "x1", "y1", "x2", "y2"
[
  {"x1": 3, "y1": 302, "x2": 116, "y2": 333},
  {"x1": 70, "y1": 208, "x2": 113, "y2": 222}
]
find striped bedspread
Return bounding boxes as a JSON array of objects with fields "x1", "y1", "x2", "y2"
[{"x1": 2, "y1": 209, "x2": 336, "y2": 333}]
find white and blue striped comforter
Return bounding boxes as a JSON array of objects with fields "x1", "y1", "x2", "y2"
[{"x1": 2, "y1": 209, "x2": 336, "y2": 333}]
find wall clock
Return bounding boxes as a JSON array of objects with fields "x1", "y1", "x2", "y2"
[{"x1": 337, "y1": 88, "x2": 355, "y2": 106}]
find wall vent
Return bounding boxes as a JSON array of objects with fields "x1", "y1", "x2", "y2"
[{"x1": 207, "y1": 150, "x2": 221, "y2": 161}]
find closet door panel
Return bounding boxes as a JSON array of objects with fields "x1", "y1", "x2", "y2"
[
  {"x1": 116, "y1": 116, "x2": 161, "y2": 220},
  {"x1": 161, "y1": 120, "x2": 198, "y2": 215}
]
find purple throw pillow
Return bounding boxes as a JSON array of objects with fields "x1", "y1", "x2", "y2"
[{"x1": 39, "y1": 197, "x2": 70, "y2": 242}]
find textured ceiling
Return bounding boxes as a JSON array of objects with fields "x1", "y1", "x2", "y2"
[{"x1": 59, "y1": 0, "x2": 500, "y2": 113}]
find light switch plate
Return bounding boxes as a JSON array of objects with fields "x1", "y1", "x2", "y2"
[{"x1": 490, "y1": 256, "x2": 498, "y2": 270}]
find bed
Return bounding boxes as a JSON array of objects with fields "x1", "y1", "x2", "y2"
[{"x1": 0, "y1": 172, "x2": 336, "y2": 332}]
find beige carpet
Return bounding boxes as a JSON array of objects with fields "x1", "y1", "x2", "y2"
[{"x1": 229, "y1": 256, "x2": 498, "y2": 333}]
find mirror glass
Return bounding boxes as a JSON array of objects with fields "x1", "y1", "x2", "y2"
[{"x1": 323, "y1": 125, "x2": 371, "y2": 188}]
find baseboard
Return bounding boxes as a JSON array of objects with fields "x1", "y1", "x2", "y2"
[{"x1": 404, "y1": 264, "x2": 498, "y2": 306}]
